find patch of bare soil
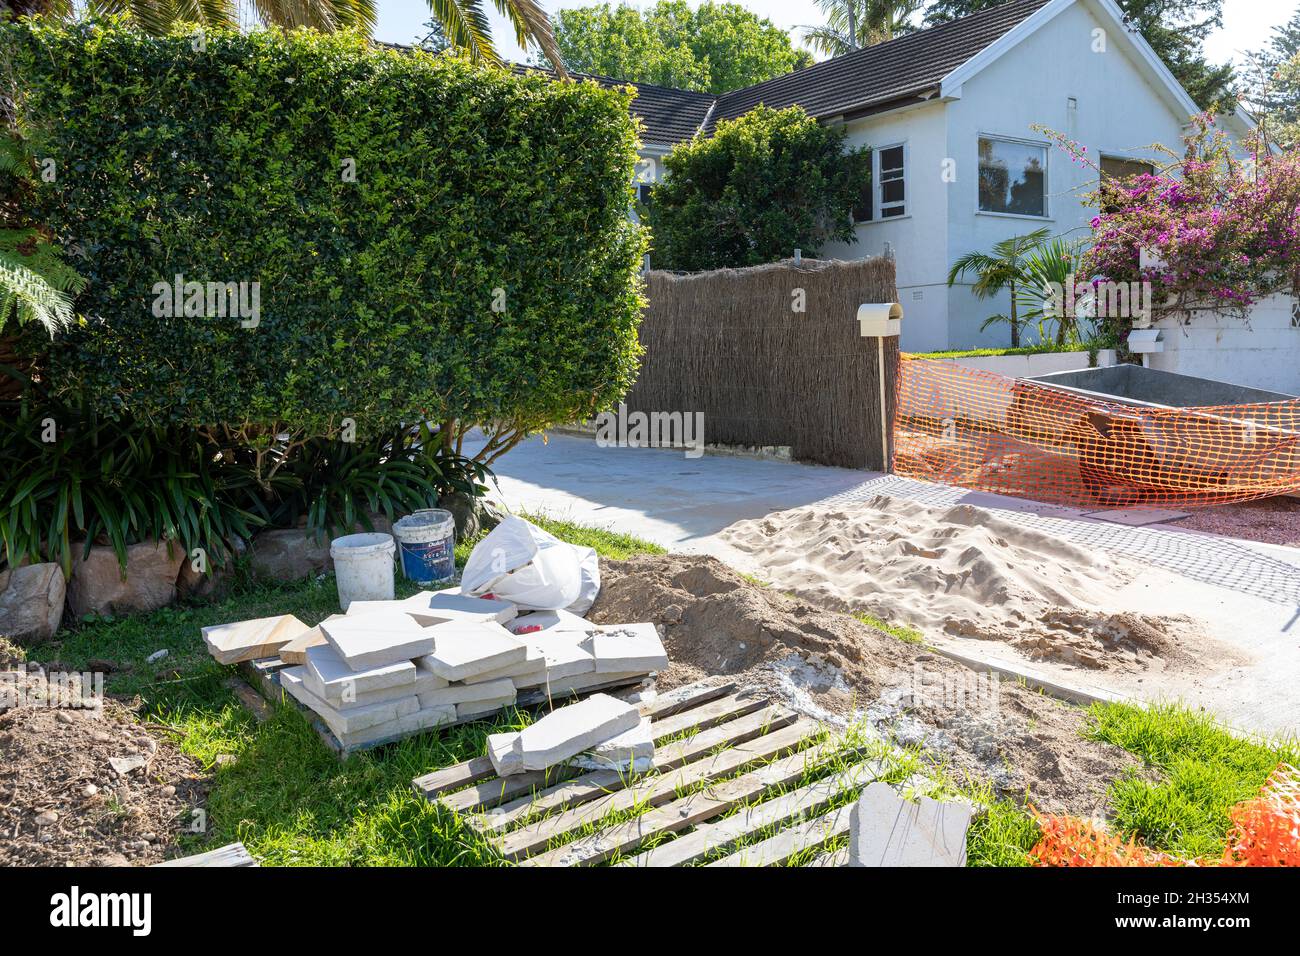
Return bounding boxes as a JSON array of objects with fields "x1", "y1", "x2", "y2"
[
  {"x1": 589, "y1": 553, "x2": 1144, "y2": 815},
  {"x1": 0, "y1": 667, "x2": 209, "y2": 866},
  {"x1": 1174, "y1": 495, "x2": 1300, "y2": 548}
]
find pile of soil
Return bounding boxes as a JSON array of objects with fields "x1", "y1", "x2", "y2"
[
  {"x1": 720, "y1": 496, "x2": 1202, "y2": 673},
  {"x1": 0, "y1": 666, "x2": 209, "y2": 866},
  {"x1": 589, "y1": 553, "x2": 1143, "y2": 815}
]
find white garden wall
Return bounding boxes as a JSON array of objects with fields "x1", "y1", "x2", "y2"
[{"x1": 1148, "y1": 294, "x2": 1300, "y2": 396}]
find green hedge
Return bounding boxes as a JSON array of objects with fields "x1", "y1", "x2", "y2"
[{"x1": 5, "y1": 22, "x2": 647, "y2": 434}]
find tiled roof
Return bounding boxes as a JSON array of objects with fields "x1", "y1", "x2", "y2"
[{"x1": 707, "y1": 0, "x2": 1051, "y2": 130}]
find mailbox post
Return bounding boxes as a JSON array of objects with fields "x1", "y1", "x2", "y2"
[{"x1": 857, "y1": 302, "x2": 904, "y2": 471}]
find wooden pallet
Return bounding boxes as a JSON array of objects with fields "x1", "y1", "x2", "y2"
[
  {"x1": 412, "y1": 680, "x2": 891, "y2": 867},
  {"x1": 239, "y1": 655, "x2": 651, "y2": 758}
]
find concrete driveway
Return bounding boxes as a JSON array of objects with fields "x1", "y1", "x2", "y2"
[{"x1": 470, "y1": 432, "x2": 1300, "y2": 736}]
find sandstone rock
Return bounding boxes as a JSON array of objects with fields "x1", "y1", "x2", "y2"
[
  {"x1": 176, "y1": 536, "x2": 247, "y2": 601},
  {"x1": 0, "y1": 562, "x2": 65, "y2": 643},
  {"x1": 248, "y1": 529, "x2": 331, "y2": 582},
  {"x1": 67, "y1": 542, "x2": 185, "y2": 618}
]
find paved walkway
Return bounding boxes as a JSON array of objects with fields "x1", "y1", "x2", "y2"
[{"x1": 469, "y1": 432, "x2": 1300, "y2": 735}]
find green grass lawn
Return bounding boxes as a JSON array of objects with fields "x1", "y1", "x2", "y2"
[{"x1": 21, "y1": 513, "x2": 1297, "y2": 867}]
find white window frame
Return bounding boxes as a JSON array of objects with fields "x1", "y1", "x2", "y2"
[
  {"x1": 855, "y1": 141, "x2": 909, "y2": 224},
  {"x1": 975, "y1": 133, "x2": 1051, "y2": 221}
]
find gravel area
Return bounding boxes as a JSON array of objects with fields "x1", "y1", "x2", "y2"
[{"x1": 1174, "y1": 496, "x2": 1300, "y2": 548}]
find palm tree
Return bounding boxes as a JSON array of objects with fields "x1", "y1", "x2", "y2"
[
  {"x1": 9, "y1": 0, "x2": 566, "y2": 74},
  {"x1": 946, "y1": 228, "x2": 1052, "y2": 347},
  {"x1": 803, "y1": 0, "x2": 922, "y2": 57}
]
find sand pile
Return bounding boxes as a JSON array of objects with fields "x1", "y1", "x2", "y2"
[
  {"x1": 720, "y1": 494, "x2": 1197, "y2": 672},
  {"x1": 587, "y1": 553, "x2": 1141, "y2": 814}
]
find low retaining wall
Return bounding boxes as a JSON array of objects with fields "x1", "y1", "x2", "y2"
[
  {"x1": 1149, "y1": 294, "x2": 1300, "y2": 394},
  {"x1": 625, "y1": 257, "x2": 900, "y2": 469},
  {"x1": 921, "y1": 349, "x2": 1118, "y2": 378}
]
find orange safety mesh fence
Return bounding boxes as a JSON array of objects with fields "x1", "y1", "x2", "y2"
[
  {"x1": 895, "y1": 359, "x2": 1300, "y2": 508},
  {"x1": 1029, "y1": 763, "x2": 1300, "y2": 867}
]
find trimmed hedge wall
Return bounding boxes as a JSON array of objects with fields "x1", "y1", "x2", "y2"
[{"x1": 5, "y1": 23, "x2": 647, "y2": 434}]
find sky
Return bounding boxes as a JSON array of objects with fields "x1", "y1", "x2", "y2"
[{"x1": 374, "y1": 0, "x2": 1298, "y2": 71}]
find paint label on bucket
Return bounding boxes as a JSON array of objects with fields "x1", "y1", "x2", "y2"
[{"x1": 399, "y1": 538, "x2": 455, "y2": 586}]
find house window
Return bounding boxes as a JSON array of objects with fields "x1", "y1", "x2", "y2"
[
  {"x1": 637, "y1": 182, "x2": 653, "y2": 206},
  {"x1": 853, "y1": 144, "x2": 906, "y2": 223},
  {"x1": 978, "y1": 137, "x2": 1047, "y2": 217},
  {"x1": 1100, "y1": 156, "x2": 1154, "y2": 214}
]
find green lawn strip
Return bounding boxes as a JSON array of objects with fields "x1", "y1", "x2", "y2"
[
  {"x1": 31, "y1": 516, "x2": 663, "y2": 866},
  {"x1": 519, "y1": 511, "x2": 667, "y2": 560},
  {"x1": 851, "y1": 611, "x2": 925, "y2": 645},
  {"x1": 1083, "y1": 701, "x2": 1300, "y2": 860}
]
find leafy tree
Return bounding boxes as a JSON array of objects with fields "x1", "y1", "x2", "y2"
[
  {"x1": 547, "y1": 1, "x2": 812, "y2": 94},
  {"x1": 946, "y1": 227, "x2": 1051, "y2": 346},
  {"x1": 924, "y1": 0, "x2": 1235, "y2": 111},
  {"x1": 1243, "y1": 5, "x2": 1300, "y2": 145},
  {"x1": 803, "y1": 0, "x2": 922, "y2": 57},
  {"x1": 647, "y1": 105, "x2": 871, "y2": 271}
]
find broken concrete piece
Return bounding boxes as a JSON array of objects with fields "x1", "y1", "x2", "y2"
[
  {"x1": 279, "y1": 666, "x2": 418, "y2": 736},
  {"x1": 512, "y1": 693, "x2": 640, "y2": 772},
  {"x1": 303, "y1": 643, "x2": 416, "y2": 704},
  {"x1": 318, "y1": 611, "x2": 434, "y2": 671},
  {"x1": 416, "y1": 678, "x2": 516, "y2": 710},
  {"x1": 109, "y1": 754, "x2": 148, "y2": 775},
  {"x1": 419, "y1": 621, "x2": 526, "y2": 681},
  {"x1": 849, "y1": 782, "x2": 972, "y2": 867},
  {"x1": 202, "y1": 614, "x2": 310, "y2": 666},
  {"x1": 487, "y1": 732, "x2": 524, "y2": 776},
  {"x1": 568, "y1": 717, "x2": 654, "y2": 772},
  {"x1": 456, "y1": 695, "x2": 516, "y2": 721},
  {"x1": 278, "y1": 615, "x2": 341, "y2": 666},
  {"x1": 579, "y1": 623, "x2": 668, "y2": 674}
]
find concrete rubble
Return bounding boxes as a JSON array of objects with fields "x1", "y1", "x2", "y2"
[
  {"x1": 848, "y1": 782, "x2": 974, "y2": 867},
  {"x1": 204, "y1": 582, "x2": 671, "y2": 754}
]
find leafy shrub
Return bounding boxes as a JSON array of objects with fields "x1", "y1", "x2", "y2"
[
  {"x1": 647, "y1": 105, "x2": 870, "y2": 271},
  {"x1": 0, "y1": 386, "x2": 263, "y2": 576},
  {"x1": 4, "y1": 22, "x2": 647, "y2": 446}
]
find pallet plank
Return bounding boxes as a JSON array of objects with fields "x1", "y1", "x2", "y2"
[
  {"x1": 477, "y1": 704, "x2": 796, "y2": 834},
  {"x1": 441, "y1": 692, "x2": 774, "y2": 816},
  {"x1": 410, "y1": 679, "x2": 734, "y2": 802},
  {"x1": 512, "y1": 724, "x2": 844, "y2": 865},
  {"x1": 805, "y1": 847, "x2": 849, "y2": 868},
  {"x1": 620, "y1": 759, "x2": 883, "y2": 867},
  {"x1": 706, "y1": 804, "x2": 852, "y2": 867}
]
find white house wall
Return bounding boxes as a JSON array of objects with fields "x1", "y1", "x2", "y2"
[{"x1": 942, "y1": 0, "x2": 1197, "y2": 349}]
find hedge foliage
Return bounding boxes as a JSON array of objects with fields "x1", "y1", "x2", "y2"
[
  {"x1": 647, "y1": 105, "x2": 870, "y2": 272},
  {"x1": 4, "y1": 22, "x2": 648, "y2": 436}
]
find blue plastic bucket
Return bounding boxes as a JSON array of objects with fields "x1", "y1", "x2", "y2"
[{"x1": 392, "y1": 509, "x2": 456, "y2": 586}]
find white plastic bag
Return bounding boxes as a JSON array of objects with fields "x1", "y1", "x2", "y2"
[
  {"x1": 568, "y1": 543, "x2": 600, "y2": 615},
  {"x1": 461, "y1": 516, "x2": 593, "y2": 611}
]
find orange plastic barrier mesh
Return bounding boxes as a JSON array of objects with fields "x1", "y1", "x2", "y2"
[
  {"x1": 895, "y1": 359, "x2": 1300, "y2": 508},
  {"x1": 1029, "y1": 763, "x2": 1300, "y2": 867}
]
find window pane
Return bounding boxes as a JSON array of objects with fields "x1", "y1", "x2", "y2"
[
  {"x1": 880, "y1": 146, "x2": 904, "y2": 172},
  {"x1": 881, "y1": 205, "x2": 906, "y2": 218},
  {"x1": 1100, "y1": 157, "x2": 1154, "y2": 214},
  {"x1": 978, "y1": 138, "x2": 1046, "y2": 216},
  {"x1": 881, "y1": 179, "x2": 904, "y2": 204}
]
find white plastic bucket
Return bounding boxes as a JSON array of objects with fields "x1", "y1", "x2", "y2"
[
  {"x1": 330, "y1": 532, "x2": 396, "y2": 610},
  {"x1": 392, "y1": 509, "x2": 456, "y2": 586}
]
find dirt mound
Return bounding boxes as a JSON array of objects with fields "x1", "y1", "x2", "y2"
[
  {"x1": 0, "y1": 667, "x2": 209, "y2": 866},
  {"x1": 721, "y1": 495, "x2": 1201, "y2": 673},
  {"x1": 588, "y1": 552, "x2": 1142, "y2": 814}
]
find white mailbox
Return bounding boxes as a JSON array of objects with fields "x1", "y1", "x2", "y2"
[
  {"x1": 1128, "y1": 328, "x2": 1164, "y2": 353},
  {"x1": 858, "y1": 302, "x2": 904, "y2": 338}
]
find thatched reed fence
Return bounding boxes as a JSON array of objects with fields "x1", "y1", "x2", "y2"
[{"x1": 626, "y1": 256, "x2": 900, "y2": 469}]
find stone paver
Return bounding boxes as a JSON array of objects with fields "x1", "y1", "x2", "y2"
[
  {"x1": 580, "y1": 623, "x2": 669, "y2": 674},
  {"x1": 202, "y1": 614, "x2": 308, "y2": 665},
  {"x1": 849, "y1": 782, "x2": 972, "y2": 867},
  {"x1": 512, "y1": 693, "x2": 640, "y2": 772},
  {"x1": 319, "y1": 611, "x2": 435, "y2": 671},
  {"x1": 419, "y1": 621, "x2": 527, "y2": 681}
]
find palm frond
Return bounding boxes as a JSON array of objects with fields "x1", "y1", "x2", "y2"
[
  {"x1": 427, "y1": 0, "x2": 501, "y2": 67},
  {"x1": 494, "y1": 0, "x2": 566, "y2": 76}
]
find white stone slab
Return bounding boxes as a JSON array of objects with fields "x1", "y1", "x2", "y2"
[
  {"x1": 568, "y1": 717, "x2": 654, "y2": 771},
  {"x1": 1084, "y1": 508, "x2": 1191, "y2": 527},
  {"x1": 456, "y1": 696, "x2": 516, "y2": 721},
  {"x1": 419, "y1": 621, "x2": 527, "y2": 681},
  {"x1": 487, "y1": 732, "x2": 524, "y2": 776},
  {"x1": 279, "y1": 667, "x2": 419, "y2": 736},
  {"x1": 400, "y1": 589, "x2": 517, "y2": 627},
  {"x1": 417, "y1": 678, "x2": 517, "y2": 709},
  {"x1": 335, "y1": 703, "x2": 457, "y2": 749},
  {"x1": 512, "y1": 693, "x2": 640, "y2": 772},
  {"x1": 510, "y1": 638, "x2": 597, "y2": 688},
  {"x1": 848, "y1": 782, "x2": 972, "y2": 867},
  {"x1": 579, "y1": 623, "x2": 669, "y2": 674},
  {"x1": 319, "y1": 611, "x2": 435, "y2": 671},
  {"x1": 508, "y1": 608, "x2": 590, "y2": 635},
  {"x1": 525, "y1": 670, "x2": 647, "y2": 696},
  {"x1": 202, "y1": 614, "x2": 309, "y2": 665},
  {"x1": 303, "y1": 643, "x2": 416, "y2": 705}
]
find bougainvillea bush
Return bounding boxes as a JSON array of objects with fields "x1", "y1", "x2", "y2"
[
  {"x1": 4, "y1": 21, "x2": 647, "y2": 448},
  {"x1": 1046, "y1": 117, "x2": 1300, "y2": 327}
]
